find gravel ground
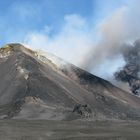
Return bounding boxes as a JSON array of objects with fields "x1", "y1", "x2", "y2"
[{"x1": 0, "y1": 120, "x2": 140, "y2": 140}]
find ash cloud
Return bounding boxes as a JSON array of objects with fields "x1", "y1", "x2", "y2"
[
  {"x1": 81, "y1": 1, "x2": 140, "y2": 71},
  {"x1": 115, "y1": 40, "x2": 140, "y2": 95},
  {"x1": 81, "y1": 7, "x2": 127, "y2": 70},
  {"x1": 80, "y1": 0, "x2": 140, "y2": 94},
  {"x1": 24, "y1": 0, "x2": 140, "y2": 94}
]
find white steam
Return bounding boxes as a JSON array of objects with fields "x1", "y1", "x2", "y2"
[{"x1": 23, "y1": 0, "x2": 140, "y2": 82}]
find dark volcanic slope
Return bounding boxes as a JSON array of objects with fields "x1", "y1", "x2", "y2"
[{"x1": 0, "y1": 44, "x2": 140, "y2": 120}]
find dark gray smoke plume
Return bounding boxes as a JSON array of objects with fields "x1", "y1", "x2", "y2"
[{"x1": 115, "y1": 40, "x2": 140, "y2": 95}]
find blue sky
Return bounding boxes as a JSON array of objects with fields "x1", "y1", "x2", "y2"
[
  {"x1": 0, "y1": 0, "x2": 92, "y2": 45},
  {"x1": 0, "y1": 0, "x2": 139, "y2": 80},
  {"x1": 0, "y1": 0, "x2": 128, "y2": 45}
]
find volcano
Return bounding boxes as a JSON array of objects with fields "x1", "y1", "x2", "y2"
[{"x1": 0, "y1": 43, "x2": 140, "y2": 120}]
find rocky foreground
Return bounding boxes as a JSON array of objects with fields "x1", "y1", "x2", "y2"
[{"x1": 0, "y1": 120, "x2": 140, "y2": 140}]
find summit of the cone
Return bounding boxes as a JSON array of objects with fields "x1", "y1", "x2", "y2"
[{"x1": 0, "y1": 43, "x2": 35, "y2": 56}]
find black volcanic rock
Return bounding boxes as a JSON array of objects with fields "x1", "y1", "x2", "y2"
[{"x1": 0, "y1": 43, "x2": 140, "y2": 120}]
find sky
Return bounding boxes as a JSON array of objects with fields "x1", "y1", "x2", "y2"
[
  {"x1": 0, "y1": 0, "x2": 126, "y2": 45},
  {"x1": 0, "y1": 0, "x2": 139, "y2": 81}
]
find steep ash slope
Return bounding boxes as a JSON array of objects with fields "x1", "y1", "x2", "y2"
[{"x1": 0, "y1": 43, "x2": 140, "y2": 120}]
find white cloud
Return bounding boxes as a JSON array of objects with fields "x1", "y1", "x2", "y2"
[
  {"x1": 23, "y1": 12, "x2": 127, "y2": 80},
  {"x1": 23, "y1": 0, "x2": 140, "y2": 82},
  {"x1": 24, "y1": 14, "x2": 94, "y2": 65}
]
